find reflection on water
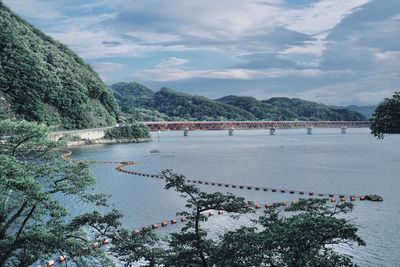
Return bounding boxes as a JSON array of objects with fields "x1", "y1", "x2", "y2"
[{"x1": 71, "y1": 128, "x2": 400, "y2": 267}]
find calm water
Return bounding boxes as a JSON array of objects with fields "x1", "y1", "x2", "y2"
[{"x1": 71, "y1": 128, "x2": 400, "y2": 266}]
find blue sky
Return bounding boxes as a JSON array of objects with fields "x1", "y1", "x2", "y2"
[{"x1": 3, "y1": 0, "x2": 400, "y2": 105}]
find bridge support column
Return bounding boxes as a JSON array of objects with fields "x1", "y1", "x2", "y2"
[
  {"x1": 341, "y1": 127, "x2": 347, "y2": 134},
  {"x1": 228, "y1": 127, "x2": 234, "y2": 136},
  {"x1": 307, "y1": 127, "x2": 313, "y2": 134},
  {"x1": 270, "y1": 128, "x2": 276, "y2": 135},
  {"x1": 183, "y1": 127, "x2": 189, "y2": 137}
]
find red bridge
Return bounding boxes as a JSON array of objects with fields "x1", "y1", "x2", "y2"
[{"x1": 144, "y1": 121, "x2": 369, "y2": 131}]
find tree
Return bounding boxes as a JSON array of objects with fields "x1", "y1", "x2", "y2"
[
  {"x1": 0, "y1": 120, "x2": 121, "y2": 266},
  {"x1": 112, "y1": 171, "x2": 365, "y2": 267},
  {"x1": 370, "y1": 91, "x2": 400, "y2": 139},
  {"x1": 111, "y1": 170, "x2": 250, "y2": 267},
  {"x1": 213, "y1": 199, "x2": 365, "y2": 267}
]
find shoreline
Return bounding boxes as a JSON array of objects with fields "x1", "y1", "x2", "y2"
[{"x1": 65, "y1": 137, "x2": 152, "y2": 147}]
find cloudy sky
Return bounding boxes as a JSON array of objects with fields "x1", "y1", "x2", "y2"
[{"x1": 3, "y1": 0, "x2": 400, "y2": 105}]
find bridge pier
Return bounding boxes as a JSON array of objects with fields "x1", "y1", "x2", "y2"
[
  {"x1": 228, "y1": 127, "x2": 234, "y2": 136},
  {"x1": 270, "y1": 128, "x2": 276, "y2": 135},
  {"x1": 341, "y1": 127, "x2": 347, "y2": 134},
  {"x1": 183, "y1": 127, "x2": 189, "y2": 137},
  {"x1": 307, "y1": 127, "x2": 313, "y2": 134}
]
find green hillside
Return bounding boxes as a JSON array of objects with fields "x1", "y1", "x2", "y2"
[
  {"x1": 112, "y1": 83, "x2": 257, "y2": 121},
  {"x1": 345, "y1": 105, "x2": 376, "y2": 118},
  {"x1": 216, "y1": 95, "x2": 295, "y2": 120},
  {"x1": 112, "y1": 82, "x2": 367, "y2": 121},
  {"x1": 262, "y1": 97, "x2": 366, "y2": 121},
  {"x1": 0, "y1": 3, "x2": 119, "y2": 129}
]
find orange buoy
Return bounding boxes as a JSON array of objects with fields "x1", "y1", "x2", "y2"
[
  {"x1": 152, "y1": 224, "x2": 159, "y2": 229},
  {"x1": 161, "y1": 221, "x2": 168, "y2": 227},
  {"x1": 171, "y1": 219, "x2": 177, "y2": 224},
  {"x1": 58, "y1": 256, "x2": 66, "y2": 263},
  {"x1": 102, "y1": 239, "x2": 110, "y2": 245},
  {"x1": 47, "y1": 260, "x2": 55, "y2": 266}
]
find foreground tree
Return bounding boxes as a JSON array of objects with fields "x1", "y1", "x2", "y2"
[
  {"x1": 370, "y1": 91, "x2": 400, "y2": 139},
  {"x1": 214, "y1": 199, "x2": 366, "y2": 267},
  {"x1": 113, "y1": 171, "x2": 365, "y2": 267},
  {"x1": 0, "y1": 120, "x2": 122, "y2": 266}
]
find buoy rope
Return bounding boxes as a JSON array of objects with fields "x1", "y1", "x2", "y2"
[{"x1": 48, "y1": 149, "x2": 380, "y2": 266}]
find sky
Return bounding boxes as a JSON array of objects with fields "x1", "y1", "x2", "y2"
[{"x1": 3, "y1": 0, "x2": 400, "y2": 105}]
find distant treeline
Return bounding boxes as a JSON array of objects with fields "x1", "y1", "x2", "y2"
[{"x1": 111, "y1": 82, "x2": 367, "y2": 122}]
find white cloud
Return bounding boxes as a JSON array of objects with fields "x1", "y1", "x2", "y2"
[
  {"x1": 2, "y1": 0, "x2": 64, "y2": 20},
  {"x1": 92, "y1": 62, "x2": 124, "y2": 72},
  {"x1": 155, "y1": 57, "x2": 189, "y2": 69},
  {"x1": 134, "y1": 60, "x2": 327, "y2": 82}
]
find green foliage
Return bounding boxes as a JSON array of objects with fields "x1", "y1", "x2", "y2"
[
  {"x1": 112, "y1": 82, "x2": 366, "y2": 122},
  {"x1": 152, "y1": 88, "x2": 257, "y2": 121},
  {"x1": 0, "y1": 120, "x2": 122, "y2": 266},
  {"x1": 370, "y1": 92, "x2": 400, "y2": 139},
  {"x1": 214, "y1": 199, "x2": 365, "y2": 267},
  {"x1": 0, "y1": 3, "x2": 119, "y2": 129},
  {"x1": 104, "y1": 123, "x2": 150, "y2": 140}
]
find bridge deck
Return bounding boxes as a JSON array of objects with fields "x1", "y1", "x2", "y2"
[{"x1": 144, "y1": 121, "x2": 369, "y2": 131}]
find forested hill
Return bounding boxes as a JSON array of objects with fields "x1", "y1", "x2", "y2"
[
  {"x1": 111, "y1": 83, "x2": 256, "y2": 121},
  {"x1": 111, "y1": 82, "x2": 367, "y2": 121},
  {"x1": 0, "y1": 3, "x2": 119, "y2": 129}
]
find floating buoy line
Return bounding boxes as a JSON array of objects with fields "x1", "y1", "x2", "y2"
[{"x1": 48, "y1": 149, "x2": 383, "y2": 267}]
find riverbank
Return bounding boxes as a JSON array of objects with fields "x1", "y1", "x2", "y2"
[{"x1": 65, "y1": 137, "x2": 152, "y2": 147}]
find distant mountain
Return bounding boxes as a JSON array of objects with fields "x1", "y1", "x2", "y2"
[
  {"x1": 112, "y1": 82, "x2": 367, "y2": 122},
  {"x1": 112, "y1": 83, "x2": 256, "y2": 121},
  {"x1": 262, "y1": 97, "x2": 367, "y2": 121},
  {"x1": 345, "y1": 105, "x2": 376, "y2": 119},
  {"x1": 216, "y1": 95, "x2": 295, "y2": 120},
  {"x1": 0, "y1": 3, "x2": 119, "y2": 129}
]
